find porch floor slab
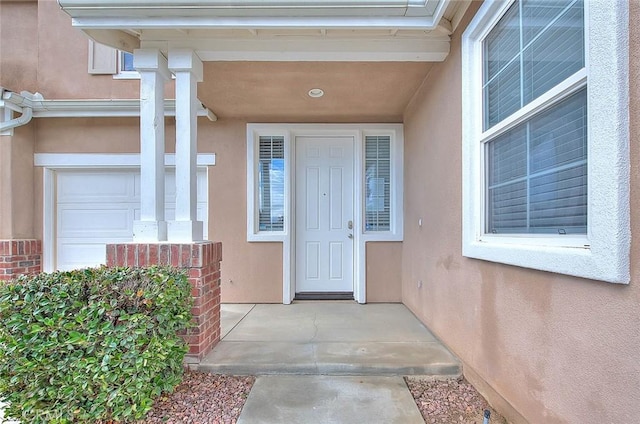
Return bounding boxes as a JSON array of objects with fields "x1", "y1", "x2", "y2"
[{"x1": 197, "y1": 302, "x2": 461, "y2": 376}]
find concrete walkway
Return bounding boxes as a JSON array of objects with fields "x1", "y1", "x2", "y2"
[
  {"x1": 237, "y1": 375, "x2": 425, "y2": 424},
  {"x1": 199, "y1": 302, "x2": 460, "y2": 423}
]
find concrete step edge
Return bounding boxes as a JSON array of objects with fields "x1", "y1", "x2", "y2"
[{"x1": 194, "y1": 363, "x2": 461, "y2": 377}]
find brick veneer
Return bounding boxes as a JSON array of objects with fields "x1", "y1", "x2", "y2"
[
  {"x1": 106, "y1": 241, "x2": 222, "y2": 363},
  {"x1": 0, "y1": 240, "x2": 42, "y2": 282}
]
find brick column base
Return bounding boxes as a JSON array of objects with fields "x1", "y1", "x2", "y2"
[
  {"x1": 106, "y1": 241, "x2": 222, "y2": 363},
  {"x1": 0, "y1": 240, "x2": 42, "y2": 282}
]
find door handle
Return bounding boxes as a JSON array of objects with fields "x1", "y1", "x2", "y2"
[
  {"x1": 347, "y1": 220, "x2": 353, "y2": 230},
  {"x1": 348, "y1": 233, "x2": 353, "y2": 239}
]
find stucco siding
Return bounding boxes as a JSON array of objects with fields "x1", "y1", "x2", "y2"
[
  {"x1": 0, "y1": 125, "x2": 36, "y2": 240},
  {"x1": 0, "y1": 0, "x2": 39, "y2": 93},
  {"x1": 366, "y1": 242, "x2": 402, "y2": 303},
  {"x1": 401, "y1": 3, "x2": 639, "y2": 423}
]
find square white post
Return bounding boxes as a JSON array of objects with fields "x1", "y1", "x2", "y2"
[
  {"x1": 167, "y1": 50, "x2": 204, "y2": 242},
  {"x1": 132, "y1": 49, "x2": 170, "y2": 242}
]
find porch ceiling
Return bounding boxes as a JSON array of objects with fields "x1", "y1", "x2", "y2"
[
  {"x1": 57, "y1": 0, "x2": 469, "y2": 121},
  {"x1": 197, "y1": 61, "x2": 433, "y2": 122}
]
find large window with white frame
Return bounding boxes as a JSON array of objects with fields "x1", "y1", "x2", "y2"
[
  {"x1": 462, "y1": 0, "x2": 630, "y2": 283},
  {"x1": 483, "y1": 0, "x2": 586, "y2": 235}
]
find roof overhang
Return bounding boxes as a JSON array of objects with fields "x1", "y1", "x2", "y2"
[
  {"x1": 57, "y1": 1, "x2": 450, "y2": 27},
  {"x1": 58, "y1": 0, "x2": 470, "y2": 62}
]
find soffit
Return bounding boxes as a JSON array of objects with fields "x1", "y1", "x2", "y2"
[{"x1": 196, "y1": 61, "x2": 433, "y2": 122}]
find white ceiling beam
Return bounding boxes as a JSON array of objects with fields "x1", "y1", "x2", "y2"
[
  {"x1": 30, "y1": 99, "x2": 215, "y2": 120},
  {"x1": 176, "y1": 37, "x2": 450, "y2": 62}
]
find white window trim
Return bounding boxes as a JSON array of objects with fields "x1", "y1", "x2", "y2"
[
  {"x1": 113, "y1": 51, "x2": 140, "y2": 80},
  {"x1": 362, "y1": 128, "x2": 404, "y2": 241},
  {"x1": 36, "y1": 153, "x2": 215, "y2": 272},
  {"x1": 462, "y1": 0, "x2": 630, "y2": 284},
  {"x1": 113, "y1": 70, "x2": 140, "y2": 80},
  {"x1": 246, "y1": 123, "x2": 403, "y2": 304},
  {"x1": 246, "y1": 131, "x2": 291, "y2": 242}
]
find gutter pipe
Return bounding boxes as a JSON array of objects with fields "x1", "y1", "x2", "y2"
[{"x1": 0, "y1": 89, "x2": 39, "y2": 134}]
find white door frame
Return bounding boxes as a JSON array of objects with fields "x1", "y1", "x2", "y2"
[
  {"x1": 34, "y1": 153, "x2": 215, "y2": 272},
  {"x1": 291, "y1": 128, "x2": 363, "y2": 303},
  {"x1": 247, "y1": 123, "x2": 404, "y2": 305},
  {"x1": 294, "y1": 135, "x2": 356, "y2": 295}
]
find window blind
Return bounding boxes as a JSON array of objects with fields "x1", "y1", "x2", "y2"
[
  {"x1": 258, "y1": 136, "x2": 285, "y2": 231},
  {"x1": 365, "y1": 136, "x2": 391, "y2": 231},
  {"x1": 483, "y1": 0, "x2": 584, "y2": 130},
  {"x1": 486, "y1": 88, "x2": 587, "y2": 234}
]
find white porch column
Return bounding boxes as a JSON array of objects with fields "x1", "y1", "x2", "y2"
[
  {"x1": 132, "y1": 49, "x2": 170, "y2": 242},
  {"x1": 167, "y1": 50, "x2": 204, "y2": 242}
]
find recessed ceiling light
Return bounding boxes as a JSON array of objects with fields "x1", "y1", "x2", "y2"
[{"x1": 308, "y1": 88, "x2": 324, "y2": 98}]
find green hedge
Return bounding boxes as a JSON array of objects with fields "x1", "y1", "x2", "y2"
[{"x1": 0, "y1": 266, "x2": 193, "y2": 423}]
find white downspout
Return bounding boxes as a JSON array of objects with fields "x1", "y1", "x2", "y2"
[{"x1": 0, "y1": 89, "x2": 38, "y2": 134}]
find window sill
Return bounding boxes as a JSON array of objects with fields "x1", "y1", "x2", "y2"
[
  {"x1": 113, "y1": 71, "x2": 140, "y2": 80},
  {"x1": 462, "y1": 238, "x2": 628, "y2": 284},
  {"x1": 247, "y1": 232, "x2": 287, "y2": 242}
]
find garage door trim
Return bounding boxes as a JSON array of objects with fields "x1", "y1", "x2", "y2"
[{"x1": 37, "y1": 153, "x2": 215, "y2": 272}]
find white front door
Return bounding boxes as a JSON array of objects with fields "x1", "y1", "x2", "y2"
[{"x1": 295, "y1": 136, "x2": 354, "y2": 293}]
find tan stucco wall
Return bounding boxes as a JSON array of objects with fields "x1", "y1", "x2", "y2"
[
  {"x1": 0, "y1": 0, "x2": 38, "y2": 93},
  {"x1": 366, "y1": 242, "x2": 402, "y2": 303},
  {"x1": 200, "y1": 119, "x2": 283, "y2": 303},
  {"x1": 35, "y1": 1, "x2": 147, "y2": 100},
  {"x1": 0, "y1": 1, "x2": 172, "y2": 100},
  {"x1": 401, "y1": 4, "x2": 640, "y2": 423},
  {"x1": 0, "y1": 125, "x2": 36, "y2": 240}
]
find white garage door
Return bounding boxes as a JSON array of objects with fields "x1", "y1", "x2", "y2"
[{"x1": 56, "y1": 169, "x2": 208, "y2": 271}]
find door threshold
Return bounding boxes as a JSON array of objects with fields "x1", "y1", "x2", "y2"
[{"x1": 295, "y1": 292, "x2": 354, "y2": 301}]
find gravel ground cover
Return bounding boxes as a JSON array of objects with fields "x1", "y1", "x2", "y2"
[
  {"x1": 406, "y1": 376, "x2": 507, "y2": 424},
  {"x1": 140, "y1": 372, "x2": 255, "y2": 424}
]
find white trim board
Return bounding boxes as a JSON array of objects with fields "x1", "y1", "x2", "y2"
[
  {"x1": 0, "y1": 92, "x2": 215, "y2": 120},
  {"x1": 35, "y1": 153, "x2": 216, "y2": 168},
  {"x1": 32, "y1": 99, "x2": 216, "y2": 120}
]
